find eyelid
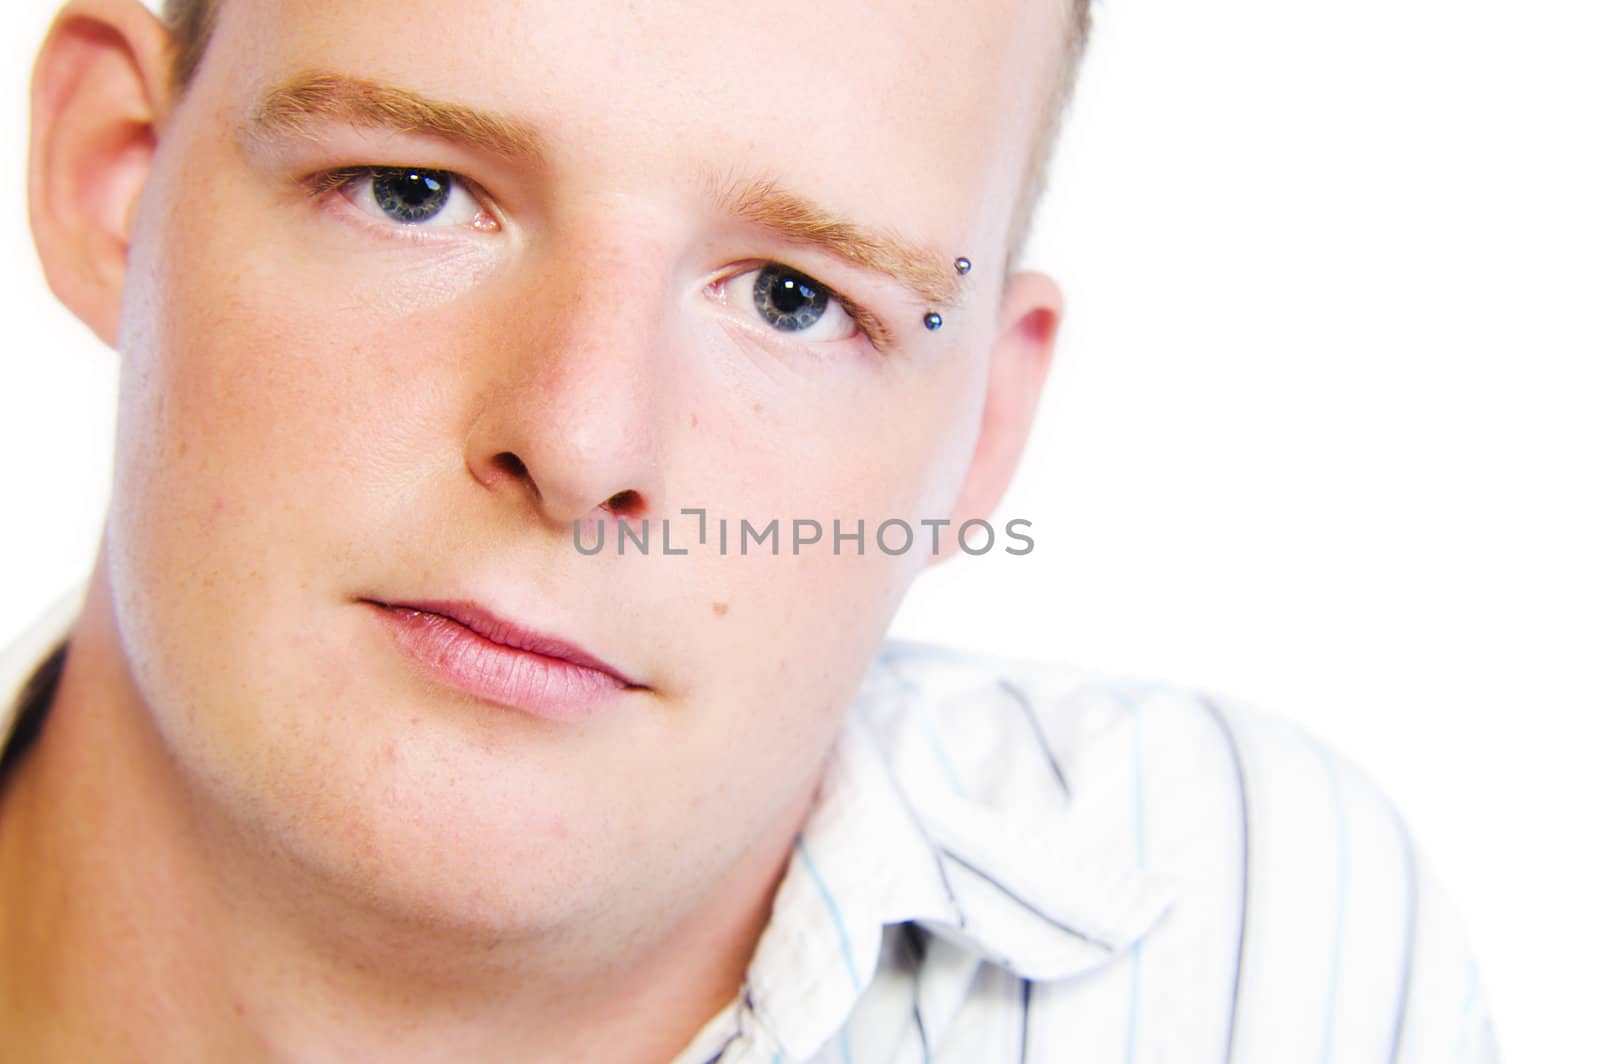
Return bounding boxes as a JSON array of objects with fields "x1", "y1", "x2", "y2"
[{"x1": 827, "y1": 285, "x2": 892, "y2": 351}]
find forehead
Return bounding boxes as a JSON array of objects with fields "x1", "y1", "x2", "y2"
[{"x1": 213, "y1": 0, "x2": 1059, "y2": 248}]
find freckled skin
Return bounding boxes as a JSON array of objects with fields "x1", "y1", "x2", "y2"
[{"x1": 7, "y1": 0, "x2": 1067, "y2": 1058}]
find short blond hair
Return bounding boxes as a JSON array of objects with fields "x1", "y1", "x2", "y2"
[{"x1": 161, "y1": 0, "x2": 1092, "y2": 258}]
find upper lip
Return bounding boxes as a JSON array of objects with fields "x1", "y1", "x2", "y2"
[{"x1": 366, "y1": 598, "x2": 643, "y2": 688}]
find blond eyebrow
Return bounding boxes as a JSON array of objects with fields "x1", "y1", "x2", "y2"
[
  {"x1": 712, "y1": 176, "x2": 961, "y2": 307},
  {"x1": 247, "y1": 71, "x2": 544, "y2": 161}
]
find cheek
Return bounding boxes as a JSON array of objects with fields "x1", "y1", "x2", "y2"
[
  {"x1": 636, "y1": 346, "x2": 981, "y2": 709},
  {"x1": 112, "y1": 116, "x2": 504, "y2": 573},
  {"x1": 105, "y1": 173, "x2": 501, "y2": 763},
  {"x1": 670, "y1": 335, "x2": 982, "y2": 518},
  {"x1": 117, "y1": 213, "x2": 495, "y2": 563}
]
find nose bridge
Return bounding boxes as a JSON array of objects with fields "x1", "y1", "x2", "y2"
[
  {"x1": 534, "y1": 222, "x2": 683, "y2": 437},
  {"x1": 465, "y1": 224, "x2": 675, "y2": 526}
]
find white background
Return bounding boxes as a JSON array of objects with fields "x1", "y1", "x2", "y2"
[{"x1": 3, "y1": 1, "x2": 1596, "y2": 1058}]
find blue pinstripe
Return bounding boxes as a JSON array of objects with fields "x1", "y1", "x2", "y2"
[
  {"x1": 796, "y1": 835, "x2": 857, "y2": 1063},
  {"x1": 920, "y1": 715, "x2": 968, "y2": 798},
  {"x1": 885, "y1": 659, "x2": 967, "y2": 798},
  {"x1": 796, "y1": 836, "x2": 860, "y2": 992}
]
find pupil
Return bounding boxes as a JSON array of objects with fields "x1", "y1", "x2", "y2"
[
  {"x1": 753, "y1": 265, "x2": 828, "y2": 332},
  {"x1": 398, "y1": 173, "x2": 440, "y2": 204},
  {"x1": 771, "y1": 277, "x2": 813, "y2": 315},
  {"x1": 373, "y1": 169, "x2": 451, "y2": 223}
]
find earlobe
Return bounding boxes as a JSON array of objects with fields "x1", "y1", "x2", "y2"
[
  {"x1": 28, "y1": 0, "x2": 174, "y2": 349},
  {"x1": 932, "y1": 270, "x2": 1062, "y2": 565}
]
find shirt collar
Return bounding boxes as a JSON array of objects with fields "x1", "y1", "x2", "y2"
[
  {"x1": 727, "y1": 641, "x2": 1179, "y2": 1061},
  {"x1": 0, "y1": 583, "x2": 85, "y2": 743}
]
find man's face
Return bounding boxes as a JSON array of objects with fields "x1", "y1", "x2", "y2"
[{"x1": 106, "y1": 0, "x2": 1057, "y2": 933}]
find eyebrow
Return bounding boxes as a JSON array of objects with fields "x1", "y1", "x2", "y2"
[
  {"x1": 246, "y1": 71, "x2": 545, "y2": 162},
  {"x1": 247, "y1": 71, "x2": 959, "y2": 308},
  {"x1": 711, "y1": 176, "x2": 961, "y2": 307}
]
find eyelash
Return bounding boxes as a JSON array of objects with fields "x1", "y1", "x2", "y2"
[
  {"x1": 301, "y1": 166, "x2": 891, "y2": 349},
  {"x1": 301, "y1": 165, "x2": 501, "y2": 239},
  {"x1": 304, "y1": 165, "x2": 380, "y2": 199},
  {"x1": 808, "y1": 277, "x2": 886, "y2": 350}
]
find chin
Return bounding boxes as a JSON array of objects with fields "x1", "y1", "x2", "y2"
[
  {"x1": 166, "y1": 679, "x2": 617, "y2": 941},
  {"x1": 269, "y1": 766, "x2": 612, "y2": 939}
]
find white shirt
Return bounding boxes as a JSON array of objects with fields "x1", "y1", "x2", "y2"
[{"x1": 1, "y1": 589, "x2": 1497, "y2": 1062}]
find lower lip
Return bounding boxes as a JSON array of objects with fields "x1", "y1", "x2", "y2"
[{"x1": 367, "y1": 604, "x2": 631, "y2": 722}]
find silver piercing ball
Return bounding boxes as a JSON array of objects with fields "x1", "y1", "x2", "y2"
[
  {"x1": 924, "y1": 312, "x2": 943, "y2": 331},
  {"x1": 955, "y1": 257, "x2": 972, "y2": 274}
]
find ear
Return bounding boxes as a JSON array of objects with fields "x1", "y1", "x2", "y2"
[
  {"x1": 28, "y1": 0, "x2": 174, "y2": 349},
  {"x1": 934, "y1": 270, "x2": 1062, "y2": 563}
]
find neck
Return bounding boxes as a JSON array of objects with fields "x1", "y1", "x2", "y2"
[{"x1": 0, "y1": 574, "x2": 809, "y2": 1062}]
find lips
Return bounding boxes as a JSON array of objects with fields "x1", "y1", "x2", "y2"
[{"x1": 362, "y1": 598, "x2": 642, "y2": 721}]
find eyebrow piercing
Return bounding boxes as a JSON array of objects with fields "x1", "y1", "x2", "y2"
[
  {"x1": 923, "y1": 312, "x2": 944, "y2": 331},
  {"x1": 955, "y1": 257, "x2": 972, "y2": 274}
]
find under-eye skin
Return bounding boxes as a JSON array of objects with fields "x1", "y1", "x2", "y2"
[{"x1": 303, "y1": 165, "x2": 500, "y2": 234}]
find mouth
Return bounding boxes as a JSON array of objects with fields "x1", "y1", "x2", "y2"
[{"x1": 360, "y1": 598, "x2": 644, "y2": 721}]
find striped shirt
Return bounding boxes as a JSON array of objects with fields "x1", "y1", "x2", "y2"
[{"x1": 1, "y1": 594, "x2": 1497, "y2": 1062}]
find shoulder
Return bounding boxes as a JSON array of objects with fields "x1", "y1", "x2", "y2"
[
  {"x1": 863, "y1": 639, "x2": 1498, "y2": 1061},
  {"x1": 867, "y1": 636, "x2": 1419, "y2": 877},
  {"x1": 861, "y1": 636, "x2": 1396, "y2": 832}
]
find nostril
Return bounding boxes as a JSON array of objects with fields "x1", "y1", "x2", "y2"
[
  {"x1": 603, "y1": 490, "x2": 643, "y2": 517},
  {"x1": 492, "y1": 452, "x2": 529, "y2": 480}
]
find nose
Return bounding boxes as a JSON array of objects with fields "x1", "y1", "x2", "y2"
[{"x1": 463, "y1": 234, "x2": 669, "y2": 531}]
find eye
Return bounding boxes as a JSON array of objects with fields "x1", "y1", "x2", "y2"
[
  {"x1": 324, "y1": 166, "x2": 497, "y2": 231},
  {"x1": 727, "y1": 263, "x2": 859, "y2": 343}
]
